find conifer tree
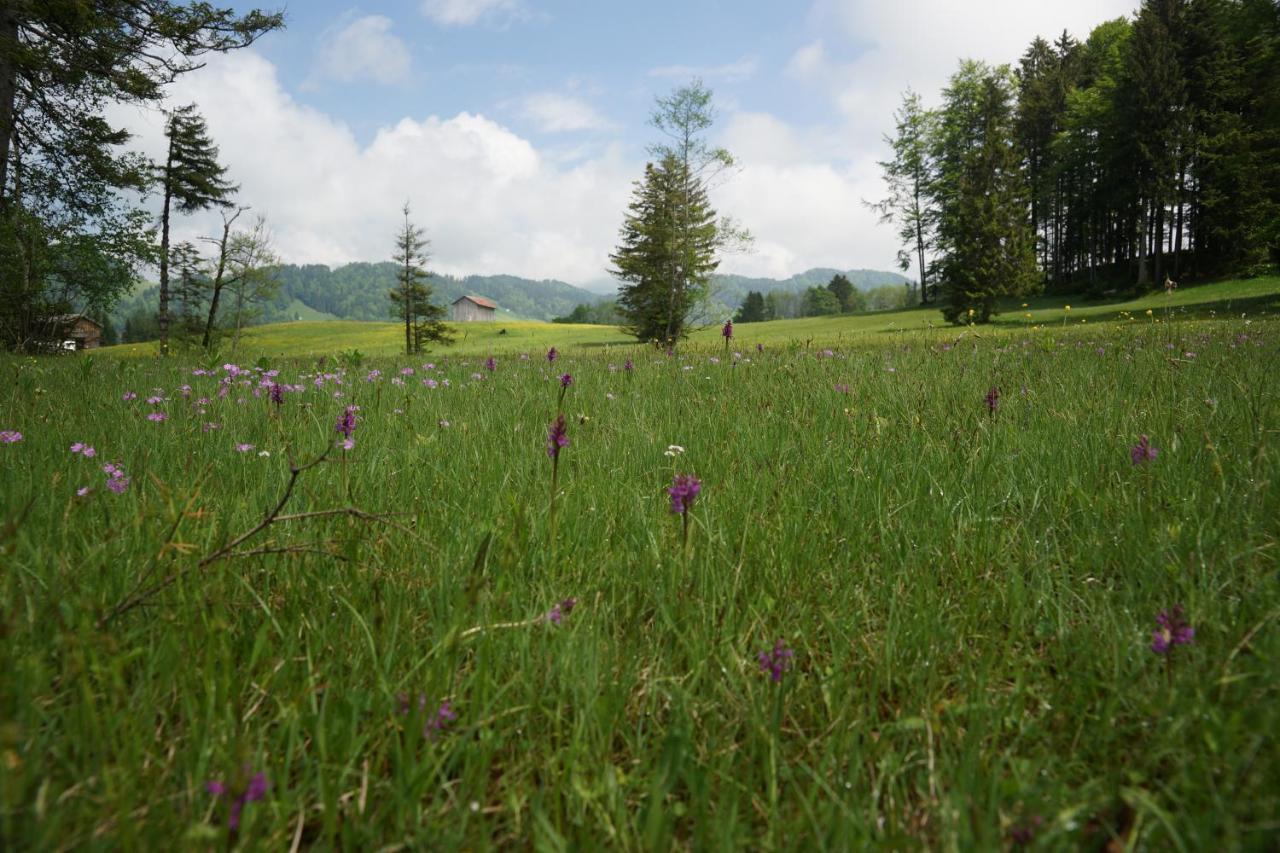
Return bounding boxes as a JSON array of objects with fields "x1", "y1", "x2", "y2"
[
  {"x1": 611, "y1": 156, "x2": 720, "y2": 342},
  {"x1": 932, "y1": 62, "x2": 1038, "y2": 323},
  {"x1": 156, "y1": 105, "x2": 237, "y2": 355},
  {"x1": 389, "y1": 203, "x2": 451, "y2": 354}
]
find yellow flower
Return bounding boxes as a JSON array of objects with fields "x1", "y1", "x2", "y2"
[
  {"x1": 1021, "y1": 303, "x2": 1028, "y2": 308},
  {"x1": 1145, "y1": 309, "x2": 1153, "y2": 316},
  {"x1": 1065, "y1": 305, "x2": 1072, "y2": 311}
]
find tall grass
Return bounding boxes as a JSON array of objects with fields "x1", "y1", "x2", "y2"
[{"x1": 1, "y1": 313, "x2": 1277, "y2": 849}]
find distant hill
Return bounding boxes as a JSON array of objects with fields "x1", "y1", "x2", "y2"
[
  {"x1": 710, "y1": 268, "x2": 911, "y2": 306},
  {"x1": 111, "y1": 263, "x2": 910, "y2": 337}
]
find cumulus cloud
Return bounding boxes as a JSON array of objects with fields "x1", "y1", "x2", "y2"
[
  {"x1": 420, "y1": 0, "x2": 523, "y2": 27},
  {"x1": 711, "y1": 112, "x2": 890, "y2": 279},
  {"x1": 114, "y1": 53, "x2": 633, "y2": 283},
  {"x1": 312, "y1": 14, "x2": 412, "y2": 86},
  {"x1": 519, "y1": 92, "x2": 614, "y2": 133}
]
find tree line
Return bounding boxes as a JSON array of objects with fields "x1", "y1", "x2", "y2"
[{"x1": 874, "y1": 0, "x2": 1280, "y2": 323}]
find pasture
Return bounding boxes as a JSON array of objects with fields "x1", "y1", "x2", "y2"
[{"x1": 2, "y1": 287, "x2": 1278, "y2": 848}]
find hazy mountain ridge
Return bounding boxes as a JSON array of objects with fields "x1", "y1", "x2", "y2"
[{"x1": 112, "y1": 264, "x2": 909, "y2": 332}]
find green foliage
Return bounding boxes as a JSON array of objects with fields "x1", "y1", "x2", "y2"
[
  {"x1": 0, "y1": 2, "x2": 282, "y2": 351},
  {"x1": 933, "y1": 62, "x2": 1039, "y2": 323},
  {"x1": 826, "y1": 274, "x2": 864, "y2": 312},
  {"x1": 389, "y1": 204, "x2": 451, "y2": 354},
  {"x1": 870, "y1": 90, "x2": 938, "y2": 304},
  {"x1": 611, "y1": 155, "x2": 720, "y2": 342},
  {"x1": 1, "y1": 308, "x2": 1278, "y2": 848},
  {"x1": 156, "y1": 105, "x2": 238, "y2": 354},
  {"x1": 733, "y1": 290, "x2": 766, "y2": 323},
  {"x1": 803, "y1": 285, "x2": 841, "y2": 316},
  {"x1": 552, "y1": 301, "x2": 622, "y2": 325}
]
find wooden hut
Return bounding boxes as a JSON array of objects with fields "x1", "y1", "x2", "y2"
[
  {"x1": 450, "y1": 295, "x2": 497, "y2": 322},
  {"x1": 44, "y1": 314, "x2": 104, "y2": 350}
]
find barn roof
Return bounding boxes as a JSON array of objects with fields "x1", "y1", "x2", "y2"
[
  {"x1": 454, "y1": 295, "x2": 497, "y2": 309},
  {"x1": 45, "y1": 313, "x2": 102, "y2": 330}
]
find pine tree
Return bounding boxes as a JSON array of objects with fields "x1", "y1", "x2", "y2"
[
  {"x1": 389, "y1": 204, "x2": 451, "y2": 354},
  {"x1": 610, "y1": 156, "x2": 719, "y2": 343},
  {"x1": 826, "y1": 274, "x2": 857, "y2": 312},
  {"x1": 933, "y1": 62, "x2": 1039, "y2": 323},
  {"x1": 156, "y1": 105, "x2": 237, "y2": 355},
  {"x1": 734, "y1": 291, "x2": 766, "y2": 323}
]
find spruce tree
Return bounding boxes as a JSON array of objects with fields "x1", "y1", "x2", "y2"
[
  {"x1": 389, "y1": 204, "x2": 451, "y2": 354},
  {"x1": 610, "y1": 156, "x2": 719, "y2": 343},
  {"x1": 932, "y1": 62, "x2": 1038, "y2": 323},
  {"x1": 156, "y1": 105, "x2": 237, "y2": 355},
  {"x1": 734, "y1": 291, "x2": 766, "y2": 323}
]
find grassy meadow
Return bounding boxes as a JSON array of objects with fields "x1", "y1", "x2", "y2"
[{"x1": 2, "y1": 281, "x2": 1279, "y2": 849}]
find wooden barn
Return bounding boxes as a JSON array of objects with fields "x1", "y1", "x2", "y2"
[
  {"x1": 451, "y1": 295, "x2": 497, "y2": 322},
  {"x1": 44, "y1": 314, "x2": 104, "y2": 351}
]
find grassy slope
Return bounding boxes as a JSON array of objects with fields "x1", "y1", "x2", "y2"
[
  {"x1": 100, "y1": 275, "x2": 1280, "y2": 359},
  {"x1": 1, "y1": 279, "x2": 1277, "y2": 848}
]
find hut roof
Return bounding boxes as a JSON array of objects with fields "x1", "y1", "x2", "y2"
[{"x1": 454, "y1": 295, "x2": 497, "y2": 310}]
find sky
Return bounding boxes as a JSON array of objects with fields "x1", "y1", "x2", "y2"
[{"x1": 114, "y1": 0, "x2": 1138, "y2": 290}]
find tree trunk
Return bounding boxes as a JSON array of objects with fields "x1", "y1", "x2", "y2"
[
  {"x1": 1173, "y1": 161, "x2": 1185, "y2": 277},
  {"x1": 0, "y1": 5, "x2": 19, "y2": 210},
  {"x1": 158, "y1": 164, "x2": 173, "y2": 356},
  {"x1": 231, "y1": 285, "x2": 245, "y2": 355},
  {"x1": 201, "y1": 211, "x2": 240, "y2": 349}
]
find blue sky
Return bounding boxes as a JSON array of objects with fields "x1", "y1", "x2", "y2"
[{"x1": 120, "y1": 0, "x2": 1138, "y2": 286}]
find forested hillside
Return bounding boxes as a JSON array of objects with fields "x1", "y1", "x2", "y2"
[{"x1": 114, "y1": 264, "x2": 909, "y2": 341}]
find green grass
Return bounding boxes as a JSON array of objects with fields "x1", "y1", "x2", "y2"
[
  {"x1": 1, "y1": 284, "x2": 1278, "y2": 848},
  {"x1": 101, "y1": 275, "x2": 1280, "y2": 360}
]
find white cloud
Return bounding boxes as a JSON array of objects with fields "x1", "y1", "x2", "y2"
[
  {"x1": 420, "y1": 0, "x2": 523, "y2": 26},
  {"x1": 314, "y1": 15, "x2": 412, "y2": 86},
  {"x1": 785, "y1": 41, "x2": 827, "y2": 79},
  {"x1": 114, "y1": 53, "x2": 633, "y2": 283},
  {"x1": 713, "y1": 112, "x2": 892, "y2": 279},
  {"x1": 648, "y1": 57, "x2": 759, "y2": 84},
  {"x1": 519, "y1": 92, "x2": 613, "y2": 133}
]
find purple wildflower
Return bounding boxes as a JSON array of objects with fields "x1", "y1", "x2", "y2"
[
  {"x1": 1130, "y1": 434, "x2": 1159, "y2": 466},
  {"x1": 546, "y1": 414, "x2": 569, "y2": 459},
  {"x1": 0, "y1": 430, "x2": 21, "y2": 443},
  {"x1": 146, "y1": 412, "x2": 168, "y2": 423},
  {"x1": 624, "y1": 359, "x2": 634, "y2": 372},
  {"x1": 757, "y1": 639, "x2": 795, "y2": 683},
  {"x1": 756, "y1": 343, "x2": 764, "y2": 353},
  {"x1": 545, "y1": 597, "x2": 578, "y2": 625},
  {"x1": 269, "y1": 383, "x2": 285, "y2": 407},
  {"x1": 668, "y1": 474, "x2": 701, "y2": 515},
  {"x1": 485, "y1": 356, "x2": 496, "y2": 372},
  {"x1": 546, "y1": 347, "x2": 558, "y2": 363},
  {"x1": 236, "y1": 443, "x2": 255, "y2": 453},
  {"x1": 559, "y1": 373, "x2": 573, "y2": 388},
  {"x1": 76, "y1": 486, "x2": 92, "y2": 497},
  {"x1": 985, "y1": 386, "x2": 1000, "y2": 416},
  {"x1": 146, "y1": 395, "x2": 165, "y2": 405},
  {"x1": 1151, "y1": 605, "x2": 1195, "y2": 655},
  {"x1": 105, "y1": 475, "x2": 129, "y2": 494},
  {"x1": 335, "y1": 405, "x2": 358, "y2": 440},
  {"x1": 206, "y1": 770, "x2": 268, "y2": 832},
  {"x1": 122, "y1": 391, "x2": 138, "y2": 401},
  {"x1": 71, "y1": 442, "x2": 97, "y2": 457},
  {"x1": 1011, "y1": 816, "x2": 1044, "y2": 847},
  {"x1": 722, "y1": 319, "x2": 733, "y2": 339},
  {"x1": 835, "y1": 383, "x2": 850, "y2": 394},
  {"x1": 425, "y1": 701, "x2": 457, "y2": 738}
]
